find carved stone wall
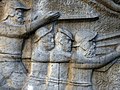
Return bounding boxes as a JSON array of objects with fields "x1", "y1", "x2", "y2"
[
  {"x1": 0, "y1": 0, "x2": 120, "y2": 90},
  {"x1": 28, "y1": 0, "x2": 120, "y2": 90}
]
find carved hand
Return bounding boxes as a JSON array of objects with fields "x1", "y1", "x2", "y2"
[
  {"x1": 44, "y1": 11, "x2": 61, "y2": 22},
  {"x1": 26, "y1": 11, "x2": 60, "y2": 33}
]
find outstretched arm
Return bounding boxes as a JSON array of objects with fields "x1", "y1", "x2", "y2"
[
  {"x1": 26, "y1": 12, "x2": 60, "y2": 33},
  {"x1": 72, "y1": 48, "x2": 120, "y2": 69}
]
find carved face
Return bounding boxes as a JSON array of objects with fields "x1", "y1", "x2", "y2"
[
  {"x1": 14, "y1": 9, "x2": 24, "y2": 24},
  {"x1": 79, "y1": 41, "x2": 92, "y2": 51},
  {"x1": 77, "y1": 40, "x2": 96, "y2": 57},
  {"x1": 58, "y1": 33, "x2": 72, "y2": 52},
  {"x1": 41, "y1": 33, "x2": 55, "y2": 51}
]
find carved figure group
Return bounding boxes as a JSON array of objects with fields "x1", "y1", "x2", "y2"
[
  {"x1": 0, "y1": 0, "x2": 60, "y2": 89},
  {"x1": 22, "y1": 27, "x2": 73, "y2": 90},
  {"x1": 0, "y1": 0, "x2": 120, "y2": 90},
  {"x1": 23, "y1": 27, "x2": 120, "y2": 90}
]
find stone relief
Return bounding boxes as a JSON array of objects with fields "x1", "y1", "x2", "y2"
[
  {"x1": 22, "y1": 29, "x2": 120, "y2": 90},
  {"x1": 22, "y1": 27, "x2": 73, "y2": 90},
  {"x1": 48, "y1": 28, "x2": 73, "y2": 90},
  {"x1": 0, "y1": 0, "x2": 60, "y2": 89},
  {"x1": 96, "y1": 0, "x2": 120, "y2": 13},
  {"x1": 23, "y1": 26, "x2": 56, "y2": 90},
  {"x1": 0, "y1": 0, "x2": 120, "y2": 90},
  {"x1": 71, "y1": 30, "x2": 120, "y2": 90}
]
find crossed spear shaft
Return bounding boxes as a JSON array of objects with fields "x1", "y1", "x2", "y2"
[{"x1": 96, "y1": 31, "x2": 120, "y2": 47}]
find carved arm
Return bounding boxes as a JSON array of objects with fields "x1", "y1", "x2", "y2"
[
  {"x1": 0, "y1": 12, "x2": 60, "y2": 38},
  {"x1": 26, "y1": 12, "x2": 60, "y2": 33},
  {"x1": 72, "y1": 51, "x2": 120, "y2": 69}
]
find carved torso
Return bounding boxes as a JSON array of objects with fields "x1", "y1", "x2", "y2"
[
  {"x1": 0, "y1": 22, "x2": 27, "y2": 60},
  {"x1": 31, "y1": 48, "x2": 50, "y2": 62},
  {"x1": 50, "y1": 48, "x2": 71, "y2": 62}
]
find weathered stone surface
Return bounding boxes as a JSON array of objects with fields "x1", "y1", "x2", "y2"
[
  {"x1": 0, "y1": 0, "x2": 120, "y2": 90},
  {"x1": 0, "y1": 0, "x2": 60, "y2": 90}
]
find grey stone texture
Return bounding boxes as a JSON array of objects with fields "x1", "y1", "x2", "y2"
[{"x1": 0, "y1": 0, "x2": 120, "y2": 90}]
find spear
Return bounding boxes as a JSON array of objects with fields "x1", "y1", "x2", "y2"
[
  {"x1": 96, "y1": 31, "x2": 120, "y2": 47},
  {"x1": 96, "y1": 31, "x2": 120, "y2": 41}
]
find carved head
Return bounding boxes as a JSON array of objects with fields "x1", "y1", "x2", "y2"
[
  {"x1": 2, "y1": 0, "x2": 30, "y2": 24},
  {"x1": 55, "y1": 28, "x2": 73, "y2": 52},
  {"x1": 74, "y1": 30, "x2": 97, "y2": 57},
  {"x1": 34, "y1": 27, "x2": 55, "y2": 51}
]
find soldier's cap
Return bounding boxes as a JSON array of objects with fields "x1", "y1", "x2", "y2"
[
  {"x1": 7, "y1": 0, "x2": 30, "y2": 10},
  {"x1": 34, "y1": 27, "x2": 54, "y2": 43},
  {"x1": 58, "y1": 28, "x2": 74, "y2": 41},
  {"x1": 74, "y1": 30, "x2": 97, "y2": 47}
]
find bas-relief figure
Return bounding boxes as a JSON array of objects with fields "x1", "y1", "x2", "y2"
[
  {"x1": 23, "y1": 27, "x2": 73, "y2": 90},
  {"x1": 23, "y1": 27, "x2": 120, "y2": 90},
  {"x1": 0, "y1": 0, "x2": 60, "y2": 89},
  {"x1": 23, "y1": 26, "x2": 55, "y2": 90},
  {"x1": 71, "y1": 30, "x2": 120, "y2": 90},
  {"x1": 23, "y1": 29, "x2": 120, "y2": 90},
  {"x1": 48, "y1": 28, "x2": 73, "y2": 90}
]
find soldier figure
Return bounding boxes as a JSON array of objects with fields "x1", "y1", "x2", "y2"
[
  {"x1": 71, "y1": 30, "x2": 120, "y2": 90},
  {"x1": 23, "y1": 27, "x2": 55, "y2": 90},
  {"x1": 96, "y1": 0, "x2": 120, "y2": 13},
  {"x1": 48, "y1": 28, "x2": 73, "y2": 90},
  {"x1": 0, "y1": 0, "x2": 60, "y2": 89}
]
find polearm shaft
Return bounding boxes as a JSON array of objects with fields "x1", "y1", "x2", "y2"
[
  {"x1": 58, "y1": 15, "x2": 99, "y2": 20},
  {"x1": 96, "y1": 41, "x2": 120, "y2": 47},
  {"x1": 96, "y1": 31, "x2": 120, "y2": 41},
  {"x1": 96, "y1": 31, "x2": 120, "y2": 47}
]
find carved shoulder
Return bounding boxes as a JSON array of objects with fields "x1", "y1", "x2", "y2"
[{"x1": 0, "y1": 22, "x2": 26, "y2": 38}]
